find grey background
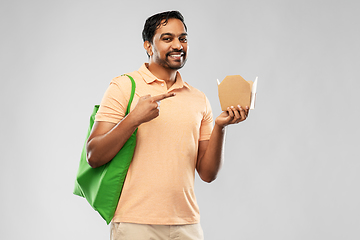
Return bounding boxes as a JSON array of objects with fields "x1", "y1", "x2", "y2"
[{"x1": 1, "y1": 0, "x2": 359, "y2": 239}]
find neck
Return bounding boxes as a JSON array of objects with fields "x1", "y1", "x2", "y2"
[{"x1": 147, "y1": 62, "x2": 177, "y2": 87}]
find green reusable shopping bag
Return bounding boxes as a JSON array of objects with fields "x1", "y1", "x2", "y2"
[{"x1": 73, "y1": 74, "x2": 137, "y2": 224}]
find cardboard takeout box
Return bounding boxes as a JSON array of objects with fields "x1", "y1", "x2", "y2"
[{"x1": 217, "y1": 75, "x2": 258, "y2": 111}]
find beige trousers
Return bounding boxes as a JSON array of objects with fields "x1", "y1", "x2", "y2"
[{"x1": 110, "y1": 222, "x2": 204, "y2": 240}]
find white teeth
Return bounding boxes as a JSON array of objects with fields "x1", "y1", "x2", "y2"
[{"x1": 170, "y1": 55, "x2": 182, "y2": 57}]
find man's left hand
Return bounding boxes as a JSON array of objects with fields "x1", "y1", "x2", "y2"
[{"x1": 215, "y1": 105, "x2": 249, "y2": 128}]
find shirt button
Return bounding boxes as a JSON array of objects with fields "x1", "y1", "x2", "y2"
[{"x1": 161, "y1": 83, "x2": 164, "y2": 87}]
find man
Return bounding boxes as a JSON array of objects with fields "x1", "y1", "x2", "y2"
[{"x1": 86, "y1": 11, "x2": 249, "y2": 240}]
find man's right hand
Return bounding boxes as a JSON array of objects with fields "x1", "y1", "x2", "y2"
[
  {"x1": 130, "y1": 92, "x2": 176, "y2": 125},
  {"x1": 86, "y1": 92, "x2": 175, "y2": 168}
]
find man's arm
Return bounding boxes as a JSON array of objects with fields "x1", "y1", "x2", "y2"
[
  {"x1": 196, "y1": 105, "x2": 249, "y2": 183},
  {"x1": 86, "y1": 93, "x2": 175, "y2": 168}
]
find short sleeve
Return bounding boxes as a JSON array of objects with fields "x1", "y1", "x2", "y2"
[
  {"x1": 95, "y1": 76, "x2": 132, "y2": 124},
  {"x1": 199, "y1": 95, "x2": 213, "y2": 141}
]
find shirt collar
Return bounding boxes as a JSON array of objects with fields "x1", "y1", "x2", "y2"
[{"x1": 138, "y1": 63, "x2": 190, "y2": 90}]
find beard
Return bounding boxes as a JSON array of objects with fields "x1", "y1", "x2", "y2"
[{"x1": 154, "y1": 51, "x2": 187, "y2": 70}]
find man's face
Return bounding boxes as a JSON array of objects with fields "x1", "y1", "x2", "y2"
[{"x1": 149, "y1": 18, "x2": 188, "y2": 70}]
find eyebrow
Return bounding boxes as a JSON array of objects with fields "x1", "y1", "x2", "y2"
[{"x1": 160, "y1": 32, "x2": 188, "y2": 38}]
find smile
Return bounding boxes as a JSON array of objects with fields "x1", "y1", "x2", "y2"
[
  {"x1": 169, "y1": 54, "x2": 182, "y2": 58},
  {"x1": 168, "y1": 51, "x2": 184, "y2": 55},
  {"x1": 167, "y1": 52, "x2": 185, "y2": 60}
]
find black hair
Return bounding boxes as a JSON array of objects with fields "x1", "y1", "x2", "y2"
[{"x1": 142, "y1": 11, "x2": 187, "y2": 44}]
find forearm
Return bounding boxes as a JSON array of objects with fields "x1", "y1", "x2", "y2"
[
  {"x1": 197, "y1": 105, "x2": 249, "y2": 182},
  {"x1": 86, "y1": 114, "x2": 139, "y2": 168},
  {"x1": 197, "y1": 124, "x2": 226, "y2": 183}
]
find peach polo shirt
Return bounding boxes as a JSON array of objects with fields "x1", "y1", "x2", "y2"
[{"x1": 95, "y1": 63, "x2": 213, "y2": 225}]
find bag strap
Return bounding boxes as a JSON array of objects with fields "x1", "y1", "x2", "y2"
[{"x1": 123, "y1": 74, "x2": 136, "y2": 115}]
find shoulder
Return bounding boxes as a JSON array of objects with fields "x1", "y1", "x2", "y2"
[
  {"x1": 110, "y1": 71, "x2": 138, "y2": 85},
  {"x1": 184, "y1": 81, "x2": 209, "y2": 102},
  {"x1": 109, "y1": 71, "x2": 141, "y2": 92}
]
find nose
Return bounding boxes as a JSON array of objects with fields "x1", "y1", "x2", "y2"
[{"x1": 172, "y1": 38, "x2": 183, "y2": 50}]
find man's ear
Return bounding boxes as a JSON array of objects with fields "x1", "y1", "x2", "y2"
[{"x1": 143, "y1": 41, "x2": 153, "y2": 57}]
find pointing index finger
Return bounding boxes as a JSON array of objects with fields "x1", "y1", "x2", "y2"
[{"x1": 152, "y1": 92, "x2": 176, "y2": 102}]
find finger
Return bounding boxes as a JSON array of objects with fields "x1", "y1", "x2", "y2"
[
  {"x1": 227, "y1": 107, "x2": 235, "y2": 118},
  {"x1": 141, "y1": 94, "x2": 151, "y2": 100},
  {"x1": 152, "y1": 101, "x2": 159, "y2": 110},
  {"x1": 232, "y1": 106, "x2": 241, "y2": 120},
  {"x1": 152, "y1": 92, "x2": 176, "y2": 102},
  {"x1": 237, "y1": 105, "x2": 247, "y2": 122},
  {"x1": 245, "y1": 106, "x2": 250, "y2": 117}
]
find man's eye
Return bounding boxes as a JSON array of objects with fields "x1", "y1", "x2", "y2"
[
  {"x1": 180, "y1": 38, "x2": 187, "y2": 42},
  {"x1": 163, "y1": 38, "x2": 171, "y2": 41}
]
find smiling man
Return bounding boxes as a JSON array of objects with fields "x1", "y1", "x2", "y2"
[{"x1": 86, "y1": 11, "x2": 249, "y2": 240}]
